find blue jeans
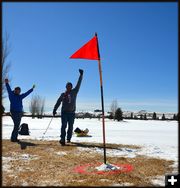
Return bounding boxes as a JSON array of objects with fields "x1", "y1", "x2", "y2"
[
  {"x1": 61, "y1": 112, "x2": 75, "y2": 142},
  {"x1": 10, "y1": 111, "x2": 22, "y2": 141}
]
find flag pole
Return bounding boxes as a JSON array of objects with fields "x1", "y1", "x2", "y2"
[
  {"x1": 95, "y1": 33, "x2": 107, "y2": 164},
  {"x1": 98, "y1": 59, "x2": 107, "y2": 164}
]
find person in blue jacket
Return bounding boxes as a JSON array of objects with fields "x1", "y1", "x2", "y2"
[{"x1": 5, "y1": 78, "x2": 35, "y2": 142}]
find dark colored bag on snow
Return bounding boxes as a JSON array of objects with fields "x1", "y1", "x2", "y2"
[
  {"x1": 74, "y1": 127, "x2": 82, "y2": 134},
  {"x1": 18, "y1": 123, "x2": 30, "y2": 135}
]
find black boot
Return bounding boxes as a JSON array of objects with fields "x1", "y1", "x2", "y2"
[
  {"x1": 11, "y1": 138, "x2": 19, "y2": 142},
  {"x1": 59, "y1": 140, "x2": 65, "y2": 146}
]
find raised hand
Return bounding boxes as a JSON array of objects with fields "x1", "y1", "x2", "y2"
[
  {"x1": 53, "y1": 109, "x2": 57, "y2": 117},
  {"x1": 5, "y1": 79, "x2": 9, "y2": 84},
  {"x1": 79, "y1": 69, "x2": 84, "y2": 76}
]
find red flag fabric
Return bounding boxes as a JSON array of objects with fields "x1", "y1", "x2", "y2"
[{"x1": 70, "y1": 36, "x2": 100, "y2": 60}]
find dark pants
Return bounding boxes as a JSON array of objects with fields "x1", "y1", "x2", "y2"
[
  {"x1": 60, "y1": 112, "x2": 75, "y2": 142},
  {"x1": 10, "y1": 111, "x2": 22, "y2": 141}
]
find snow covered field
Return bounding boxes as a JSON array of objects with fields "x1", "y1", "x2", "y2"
[
  {"x1": 2, "y1": 116, "x2": 178, "y2": 186},
  {"x1": 2, "y1": 116, "x2": 178, "y2": 162}
]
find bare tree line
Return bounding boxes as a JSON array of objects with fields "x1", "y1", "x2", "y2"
[
  {"x1": 2, "y1": 33, "x2": 11, "y2": 99},
  {"x1": 110, "y1": 100, "x2": 118, "y2": 120},
  {"x1": 29, "y1": 95, "x2": 45, "y2": 118}
]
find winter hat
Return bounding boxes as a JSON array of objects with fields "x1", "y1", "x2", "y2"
[
  {"x1": 14, "y1": 87, "x2": 21, "y2": 92},
  {"x1": 66, "y1": 82, "x2": 73, "y2": 88}
]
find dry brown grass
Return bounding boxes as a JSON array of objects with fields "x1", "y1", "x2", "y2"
[{"x1": 2, "y1": 139, "x2": 174, "y2": 186}]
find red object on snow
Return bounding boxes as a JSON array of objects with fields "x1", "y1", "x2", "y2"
[{"x1": 73, "y1": 162, "x2": 133, "y2": 175}]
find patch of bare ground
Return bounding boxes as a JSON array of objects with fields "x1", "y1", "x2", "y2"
[{"x1": 2, "y1": 139, "x2": 174, "y2": 186}]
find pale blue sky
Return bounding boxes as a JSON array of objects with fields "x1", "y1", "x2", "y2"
[{"x1": 2, "y1": 2, "x2": 178, "y2": 113}]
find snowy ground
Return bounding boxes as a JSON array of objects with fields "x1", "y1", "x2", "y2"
[{"x1": 2, "y1": 116, "x2": 178, "y2": 186}]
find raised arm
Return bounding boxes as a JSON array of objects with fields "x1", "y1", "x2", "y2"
[
  {"x1": 21, "y1": 85, "x2": 35, "y2": 99},
  {"x1": 74, "y1": 69, "x2": 83, "y2": 93},
  {"x1": 5, "y1": 79, "x2": 13, "y2": 96},
  {"x1": 21, "y1": 89, "x2": 33, "y2": 99}
]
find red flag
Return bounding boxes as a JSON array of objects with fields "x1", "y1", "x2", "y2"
[{"x1": 70, "y1": 35, "x2": 100, "y2": 60}]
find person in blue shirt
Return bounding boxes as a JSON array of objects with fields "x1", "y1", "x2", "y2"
[{"x1": 5, "y1": 78, "x2": 35, "y2": 142}]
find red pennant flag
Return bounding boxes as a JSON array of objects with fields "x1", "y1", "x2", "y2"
[{"x1": 70, "y1": 35, "x2": 100, "y2": 60}]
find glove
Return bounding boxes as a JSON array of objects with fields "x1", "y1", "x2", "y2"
[
  {"x1": 53, "y1": 109, "x2": 57, "y2": 117},
  {"x1": 32, "y1": 84, "x2": 36, "y2": 89},
  {"x1": 79, "y1": 69, "x2": 84, "y2": 76}
]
